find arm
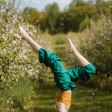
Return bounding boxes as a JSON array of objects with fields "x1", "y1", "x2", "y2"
[
  {"x1": 67, "y1": 38, "x2": 90, "y2": 67},
  {"x1": 19, "y1": 26, "x2": 41, "y2": 53}
]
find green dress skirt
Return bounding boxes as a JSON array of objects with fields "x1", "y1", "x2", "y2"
[{"x1": 38, "y1": 48, "x2": 96, "y2": 91}]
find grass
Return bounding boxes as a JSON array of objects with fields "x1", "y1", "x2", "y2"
[{"x1": 23, "y1": 79, "x2": 112, "y2": 112}]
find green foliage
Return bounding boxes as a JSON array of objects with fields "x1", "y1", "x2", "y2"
[
  {"x1": 70, "y1": 0, "x2": 87, "y2": 6},
  {"x1": 0, "y1": 1, "x2": 50, "y2": 111},
  {"x1": 22, "y1": 0, "x2": 111, "y2": 34},
  {"x1": 23, "y1": 7, "x2": 45, "y2": 26},
  {"x1": 44, "y1": 2, "x2": 60, "y2": 34},
  {"x1": 0, "y1": 78, "x2": 33, "y2": 112},
  {"x1": 80, "y1": 15, "x2": 112, "y2": 79},
  {"x1": 11, "y1": 78, "x2": 33, "y2": 111},
  {"x1": 79, "y1": 16, "x2": 90, "y2": 31}
]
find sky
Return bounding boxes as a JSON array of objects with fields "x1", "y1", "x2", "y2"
[
  {"x1": 16, "y1": 0, "x2": 73, "y2": 11},
  {"x1": 15, "y1": 0, "x2": 110, "y2": 11}
]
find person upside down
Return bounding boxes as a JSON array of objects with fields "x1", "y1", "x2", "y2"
[{"x1": 19, "y1": 26, "x2": 96, "y2": 112}]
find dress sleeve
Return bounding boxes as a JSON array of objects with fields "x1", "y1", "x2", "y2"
[
  {"x1": 79, "y1": 64, "x2": 96, "y2": 80},
  {"x1": 67, "y1": 63, "x2": 96, "y2": 81},
  {"x1": 38, "y1": 48, "x2": 54, "y2": 67}
]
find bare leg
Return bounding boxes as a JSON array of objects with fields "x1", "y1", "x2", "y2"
[
  {"x1": 56, "y1": 102, "x2": 69, "y2": 112},
  {"x1": 19, "y1": 26, "x2": 41, "y2": 53},
  {"x1": 68, "y1": 38, "x2": 90, "y2": 67},
  {"x1": 67, "y1": 38, "x2": 96, "y2": 81}
]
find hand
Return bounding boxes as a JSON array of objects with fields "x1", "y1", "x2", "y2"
[
  {"x1": 19, "y1": 25, "x2": 28, "y2": 40},
  {"x1": 67, "y1": 37, "x2": 76, "y2": 53}
]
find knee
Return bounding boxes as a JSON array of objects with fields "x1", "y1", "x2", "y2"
[{"x1": 56, "y1": 102, "x2": 68, "y2": 112}]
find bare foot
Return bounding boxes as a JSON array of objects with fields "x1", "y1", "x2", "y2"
[
  {"x1": 19, "y1": 25, "x2": 28, "y2": 40},
  {"x1": 67, "y1": 38, "x2": 76, "y2": 53}
]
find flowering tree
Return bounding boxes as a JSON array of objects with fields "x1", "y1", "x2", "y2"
[
  {"x1": 80, "y1": 15, "x2": 112, "y2": 79},
  {"x1": 0, "y1": 1, "x2": 50, "y2": 111}
]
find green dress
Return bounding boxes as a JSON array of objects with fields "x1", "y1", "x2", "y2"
[{"x1": 38, "y1": 48, "x2": 96, "y2": 91}]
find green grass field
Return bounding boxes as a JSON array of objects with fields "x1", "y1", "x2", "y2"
[{"x1": 22, "y1": 79, "x2": 112, "y2": 112}]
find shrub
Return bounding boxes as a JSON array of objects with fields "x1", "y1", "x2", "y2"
[
  {"x1": 79, "y1": 16, "x2": 91, "y2": 31},
  {"x1": 80, "y1": 15, "x2": 112, "y2": 79},
  {"x1": 0, "y1": 1, "x2": 50, "y2": 111}
]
